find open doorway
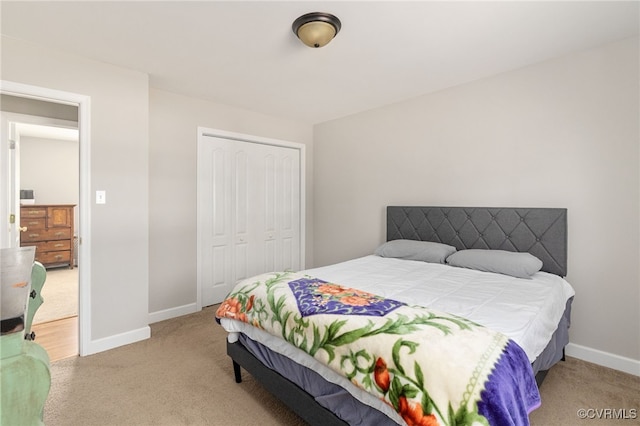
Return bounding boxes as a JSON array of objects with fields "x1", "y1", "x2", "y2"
[{"x1": 1, "y1": 94, "x2": 80, "y2": 360}]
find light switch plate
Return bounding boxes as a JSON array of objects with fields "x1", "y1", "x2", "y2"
[{"x1": 96, "y1": 190, "x2": 106, "y2": 204}]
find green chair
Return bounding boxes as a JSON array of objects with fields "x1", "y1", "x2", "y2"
[{"x1": 1, "y1": 253, "x2": 51, "y2": 426}]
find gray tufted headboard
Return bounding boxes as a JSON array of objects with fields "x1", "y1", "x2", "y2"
[{"x1": 387, "y1": 206, "x2": 568, "y2": 276}]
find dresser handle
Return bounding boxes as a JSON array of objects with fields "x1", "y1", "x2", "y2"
[
  {"x1": 54, "y1": 243, "x2": 64, "y2": 248},
  {"x1": 54, "y1": 232, "x2": 64, "y2": 237},
  {"x1": 54, "y1": 255, "x2": 63, "y2": 260},
  {"x1": 28, "y1": 233, "x2": 39, "y2": 238}
]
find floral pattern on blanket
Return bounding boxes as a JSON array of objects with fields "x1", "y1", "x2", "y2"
[
  {"x1": 216, "y1": 272, "x2": 540, "y2": 426},
  {"x1": 288, "y1": 277, "x2": 405, "y2": 317}
]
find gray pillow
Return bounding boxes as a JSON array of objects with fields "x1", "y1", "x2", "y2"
[
  {"x1": 445, "y1": 249, "x2": 543, "y2": 279},
  {"x1": 374, "y1": 239, "x2": 457, "y2": 264}
]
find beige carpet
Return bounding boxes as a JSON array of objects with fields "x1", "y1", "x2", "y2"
[
  {"x1": 45, "y1": 307, "x2": 639, "y2": 426},
  {"x1": 34, "y1": 267, "x2": 78, "y2": 324}
]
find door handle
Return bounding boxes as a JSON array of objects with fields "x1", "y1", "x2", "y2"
[{"x1": 19, "y1": 226, "x2": 28, "y2": 232}]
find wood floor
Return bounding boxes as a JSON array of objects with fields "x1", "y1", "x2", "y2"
[{"x1": 32, "y1": 316, "x2": 78, "y2": 362}]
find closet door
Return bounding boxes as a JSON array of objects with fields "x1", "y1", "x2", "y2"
[
  {"x1": 198, "y1": 133, "x2": 302, "y2": 307},
  {"x1": 199, "y1": 137, "x2": 233, "y2": 307},
  {"x1": 259, "y1": 144, "x2": 301, "y2": 274}
]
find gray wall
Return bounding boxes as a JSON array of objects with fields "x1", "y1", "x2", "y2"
[
  {"x1": 1, "y1": 34, "x2": 315, "y2": 348},
  {"x1": 2, "y1": 35, "x2": 150, "y2": 346},
  {"x1": 148, "y1": 88, "x2": 313, "y2": 317},
  {"x1": 20, "y1": 136, "x2": 79, "y2": 206},
  {"x1": 314, "y1": 37, "x2": 639, "y2": 363}
]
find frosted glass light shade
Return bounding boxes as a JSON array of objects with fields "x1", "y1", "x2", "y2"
[
  {"x1": 292, "y1": 12, "x2": 341, "y2": 48},
  {"x1": 297, "y1": 21, "x2": 336, "y2": 48}
]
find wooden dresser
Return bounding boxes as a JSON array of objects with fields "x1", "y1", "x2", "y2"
[{"x1": 20, "y1": 204, "x2": 75, "y2": 269}]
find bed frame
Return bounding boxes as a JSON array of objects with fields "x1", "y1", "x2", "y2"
[{"x1": 226, "y1": 206, "x2": 568, "y2": 425}]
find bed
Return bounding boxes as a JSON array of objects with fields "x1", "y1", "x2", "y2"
[{"x1": 216, "y1": 206, "x2": 575, "y2": 425}]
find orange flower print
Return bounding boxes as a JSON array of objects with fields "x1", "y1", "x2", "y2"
[
  {"x1": 246, "y1": 294, "x2": 255, "y2": 311},
  {"x1": 317, "y1": 284, "x2": 346, "y2": 295},
  {"x1": 398, "y1": 396, "x2": 439, "y2": 426},
  {"x1": 216, "y1": 296, "x2": 251, "y2": 324},
  {"x1": 216, "y1": 297, "x2": 241, "y2": 319},
  {"x1": 374, "y1": 357, "x2": 390, "y2": 393},
  {"x1": 339, "y1": 295, "x2": 370, "y2": 306}
]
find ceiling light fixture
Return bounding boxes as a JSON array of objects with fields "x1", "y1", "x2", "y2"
[{"x1": 292, "y1": 12, "x2": 341, "y2": 48}]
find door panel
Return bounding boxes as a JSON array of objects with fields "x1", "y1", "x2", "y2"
[
  {"x1": 204, "y1": 143, "x2": 233, "y2": 304},
  {"x1": 49, "y1": 206, "x2": 71, "y2": 227},
  {"x1": 282, "y1": 237, "x2": 293, "y2": 271},
  {"x1": 234, "y1": 149, "x2": 249, "y2": 280},
  {"x1": 262, "y1": 152, "x2": 276, "y2": 272},
  {"x1": 198, "y1": 133, "x2": 302, "y2": 306}
]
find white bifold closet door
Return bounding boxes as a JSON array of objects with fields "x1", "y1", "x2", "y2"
[{"x1": 199, "y1": 134, "x2": 301, "y2": 306}]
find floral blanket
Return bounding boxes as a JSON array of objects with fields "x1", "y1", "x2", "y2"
[{"x1": 216, "y1": 272, "x2": 540, "y2": 426}]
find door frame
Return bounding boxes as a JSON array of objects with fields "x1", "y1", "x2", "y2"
[
  {"x1": 1, "y1": 114, "x2": 79, "y2": 247},
  {"x1": 196, "y1": 126, "x2": 306, "y2": 310},
  {"x1": 1, "y1": 80, "x2": 92, "y2": 356}
]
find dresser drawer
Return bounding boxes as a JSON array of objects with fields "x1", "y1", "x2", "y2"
[
  {"x1": 36, "y1": 250, "x2": 71, "y2": 265},
  {"x1": 22, "y1": 240, "x2": 71, "y2": 253},
  {"x1": 21, "y1": 228, "x2": 72, "y2": 243},
  {"x1": 20, "y1": 207, "x2": 47, "y2": 218},
  {"x1": 21, "y1": 218, "x2": 46, "y2": 230}
]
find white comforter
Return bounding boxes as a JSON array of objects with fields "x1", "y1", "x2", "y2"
[{"x1": 303, "y1": 255, "x2": 575, "y2": 362}]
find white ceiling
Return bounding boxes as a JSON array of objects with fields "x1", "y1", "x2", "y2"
[{"x1": 1, "y1": 1, "x2": 638, "y2": 124}]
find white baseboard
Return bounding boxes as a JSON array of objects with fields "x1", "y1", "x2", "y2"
[
  {"x1": 79, "y1": 304, "x2": 200, "y2": 356},
  {"x1": 148, "y1": 303, "x2": 199, "y2": 324},
  {"x1": 82, "y1": 326, "x2": 151, "y2": 356},
  {"x1": 566, "y1": 343, "x2": 640, "y2": 376}
]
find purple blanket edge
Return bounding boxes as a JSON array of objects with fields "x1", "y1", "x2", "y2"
[{"x1": 477, "y1": 340, "x2": 541, "y2": 426}]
